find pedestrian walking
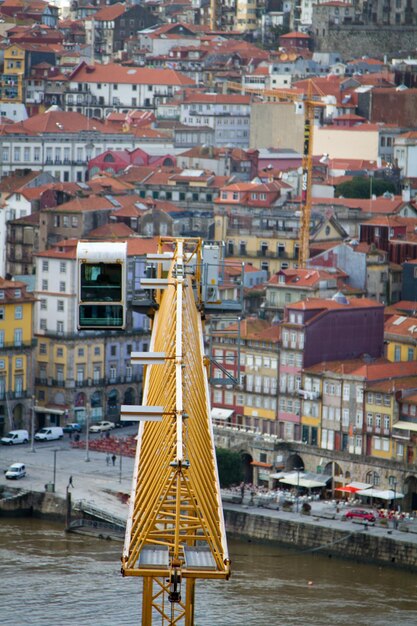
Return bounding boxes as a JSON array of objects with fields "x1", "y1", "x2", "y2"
[
  {"x1": 111, "y1": 454, "x2": 116, "y2": 466},
  {"x1": 69, "y1": 476, "x2": 74, "y2": 488},
  {"x1": 106, "y1": 453, "x2": 110, "y2": 466}
]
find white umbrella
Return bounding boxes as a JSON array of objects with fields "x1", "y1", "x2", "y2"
[{"x1": 356, "y1": 488, "x2": 404, "y2": 500}]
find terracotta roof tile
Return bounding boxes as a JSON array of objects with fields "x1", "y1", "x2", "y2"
[{"x1": 70, "y1": 62, "x2": 195, "y2": 87}]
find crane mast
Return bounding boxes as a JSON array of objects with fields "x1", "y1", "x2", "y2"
[
  {"x1": 225, "y1": 81, "x2": 324, "y2": 268},
  {"x1": 120, "y1": 237, "x2": 231, "y2": 625}
]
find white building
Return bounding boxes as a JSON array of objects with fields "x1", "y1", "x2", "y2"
[
  {"x1": 34, "y1": 246, "x2": 77, "y2": 336},
  {"x1": 0, "y1": 107, "x2": 174, "y2": 183},
  {"x1": 64, "y1": 62, "x2": 195, "y2": 118},
  {"x1": 178, "y1": 93, "x2": 251, "y2": 148}
]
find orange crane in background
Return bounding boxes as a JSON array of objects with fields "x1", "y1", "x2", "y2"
[{"x1": 225, "y1": 81, "x2": 326, "y2": 269}]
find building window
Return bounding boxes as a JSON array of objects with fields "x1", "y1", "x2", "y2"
[
  {"x1": 42, "y1": 260, "x2": 49, "y2": 271},
  {"x1": 40, "y1": 299, "x2": 47, "y2": 310},
  {"x1": 110, "y1": 345, "x2": 117, "y2": 356},
  {"x1": 0, "y1": 307, "x2": 4, "y2": 320},
  {"x1": 14, "y1": 305, "x2": 22, "y2": 320},
  {"x1": 15, "y1": 358, "x2": 23, "y2": 369},
  {"x1": 39, "y1": 343, "x2": 47, "y2": 354},
  {"x1": 42, "y1": 279, "x2": 48, "y2": 290},
  {"x1": 40, "y1": 319, "x2": 47, "y2": 330},
  {"x1": 14, "y1": 328, "x2": 22, "y2": 346},
  {"x1": 59, "y1": 282, "x2": 66, "y2": 293},
  {"x1": 57, "y1": 321, "x2": 64, "y2": 333},
  {"x1": 57, "y1": 300, "x2": 64, "y2": 312},
  {"x1": 78, "y1": 347, "x2": 84, "y2": 357},
  {"x1": 60, "y1": 262, "x2": 66, "y2": 273},
  {"x1": 15, "y1": 375, "x2": 23, "y2": 397},
  {"x1": 394, "y1": 345, "x2": 401, "y2": 361},
  {"x1": 94, "y1": 346, "x2": 100, "y2": 355},
  {"x1": 57, "y1": 347, "x2": 63, "y2": 357}
]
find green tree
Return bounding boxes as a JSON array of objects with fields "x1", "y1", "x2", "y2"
[
  {"x1": 335, "y1": 177, "x2": 396, "y2": 199},
  {"x1": 215, "y1": 447, "x2": 244, "y2": 488}
]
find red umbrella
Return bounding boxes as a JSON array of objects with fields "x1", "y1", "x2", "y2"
[{"x1": 336, "y1": 485, "x2": 360, "y2": 493}]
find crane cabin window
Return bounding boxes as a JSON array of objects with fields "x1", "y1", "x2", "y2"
[
  {"x1": 80, "y1": 263, "x2": 122, "y2": 303},
  {"x1": 76, "y1": 241, "x2": 127, "y2": 330}
]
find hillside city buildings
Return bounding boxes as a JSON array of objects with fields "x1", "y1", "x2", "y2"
[{"x1": 2, "y1": 0, "x2": 417, "y2": 509}]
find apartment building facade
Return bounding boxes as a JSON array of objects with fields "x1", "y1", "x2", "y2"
[
  {"x1": 0, "y1": 277, "x2": 36, "y2": 435},
  {"x1": 33, "y1": 240, "x2": 151, "y2": 429}
]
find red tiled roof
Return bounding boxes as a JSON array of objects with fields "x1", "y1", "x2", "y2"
[
  {"x1": 126, "y1": 237, "x2": 159, "y2": 256},
  {"x1": 18, "y1": 109, "x2": 109, "y2": 135},
  {"x1": 268, "y1": 268, "x2": 338, "y2": 288},
  {"x1": 289, "y1": 296, "x2": 383, "y2": 312},
  {"x1": 41, "y1": 195, "x2": 115, "y2": 213},
  {"x1": 89, "y1": 2, "x2": 126, "y2": 21},
  {"x1": 88, "y1": 222, "x2": 135, "y2": 238},
  {"x1": 70, "y1": 62, "x2": 195, "y2": 87}
]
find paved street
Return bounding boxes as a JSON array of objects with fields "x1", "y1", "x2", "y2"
[{"x1": 0, "y1": 430, "x2": 136, "y2": 520}]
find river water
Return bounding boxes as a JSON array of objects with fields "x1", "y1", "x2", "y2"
[{"x1": 2, "y1": 518, "x2": 417, "y2": 626}]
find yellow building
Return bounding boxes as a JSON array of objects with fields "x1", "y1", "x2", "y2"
[
  {"x1": 1, "y1": 44, "x2": 25, "y2": 102},
  {"x1": 384, "y1": 314, "x2": 417, "y2": 363},
  {"x1": 36, "y1": 336, "x2": 107, "y2": 427},
  {"x1": 0, "y1": 277, "x2": 35, "y2": 433},
  {"x1": 235, "y1": 0, "x2": 260, "y2": 32},
  {"x1": 214, "y1": 183, "x2": 346, "y2": 275}
]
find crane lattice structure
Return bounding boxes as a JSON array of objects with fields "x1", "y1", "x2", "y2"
[
  {"x1": 121, "y1": 237, "x2": 231, "y2": 626},
  {"x1": 225, "y1": 81, "x2": 326, "y2": 268}
]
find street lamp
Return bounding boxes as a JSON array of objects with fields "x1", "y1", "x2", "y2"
[
  {"x1": 392, "y1": 477, "x2": 397, "y2": 511},
  {"x1": 85, "y1": 400, "x2": 90, "y2": 462},
  {"x1": 30, "y1": 395, "x2": 36, "y2": 453},
  {"x1": 295, "y1": 467, "x2": 303, "y2": 513},
  {"x1": 119, "y1": 441, "x2": 122, "y2": 484},
  {"x1": 51, "y1": 448, "x2": 67, "y2": 493}
]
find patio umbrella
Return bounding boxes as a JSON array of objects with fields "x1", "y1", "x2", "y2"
[
  {"x1": 336, "y1": 485, "x2": 361, "y2": 494},
  {"x1": 356, "y1": 488, "x2": 404, "y2": 500}
]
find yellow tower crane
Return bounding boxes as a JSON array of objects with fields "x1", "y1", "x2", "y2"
[
  {"x1": 120, "y1": 237, "x2": 231, "y2": 626},
  {"x1": 225, "y1": 81, "x2": 326, "y2": 269}
]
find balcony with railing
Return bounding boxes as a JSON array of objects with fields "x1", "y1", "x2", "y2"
[
  {"x1": 0, "y1": 339, "x2": 37, "y2": 351},
  {"x1": 298, "y1": 388, "x2": 321, "y2": 400}
]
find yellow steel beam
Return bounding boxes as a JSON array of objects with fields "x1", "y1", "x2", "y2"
[{"x1": 121, "y1": 237, "x2": 230, "y2": 625}]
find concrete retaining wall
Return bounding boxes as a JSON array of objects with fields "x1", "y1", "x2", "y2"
[
  {"x1": 224, "y1": 509, "x2": 417, "y2": 571},
  {"x1": 0, "y1": 487, "x2": 68, "y2": 522}
]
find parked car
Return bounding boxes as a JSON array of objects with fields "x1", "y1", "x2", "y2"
[
  {"x1": 63, "y1": 423, "x2": 82, "y2": 434},
  {"x1": 5, "y1": 463, "x2": 26, "y2": 479},
  {"x1": 1, "y1": 430, "x2": 29, "y2": 445},
  {"x1": 345, "y1": 509, "x2": 376, "y2": 522},
  {"x1": 89, "y1": 421, "x2": 115, "y2": 433},
  {"x1": 34, "y1": 427, "x2": 64, "y2": 441}
]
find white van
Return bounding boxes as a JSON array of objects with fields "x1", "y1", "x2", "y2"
[
  {"x1": 34, "y1": 426, "x2": 64, "y2": 441},
  {"x1": 1, "y1": 430, "x2": 29, "y2": 445},
  {"x1": 5, "y1": 463, "x2": 26, "y2": 479}
]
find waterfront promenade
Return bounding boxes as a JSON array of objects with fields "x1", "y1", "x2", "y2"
[
  {"x1": 1, "y1": 438, "x2": 417, "y2": 540},
  {"x1": 3, "y1": 436, "x2": 417, "y2": 573},
  {"x1": 0, "y1": 436, "x2": 135, "y2": 521}
]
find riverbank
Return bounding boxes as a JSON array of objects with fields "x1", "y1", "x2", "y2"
[{"x1": 2, "y1": 442, "x2": 417, "y2": 571}]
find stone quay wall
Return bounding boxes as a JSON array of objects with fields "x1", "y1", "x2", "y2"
[
  {"x1": 224, "y1": 509, "x2": 417, "y2": 571},
  {"x1": 0, "y1": 488, "x2": 69, "y2": 522}
]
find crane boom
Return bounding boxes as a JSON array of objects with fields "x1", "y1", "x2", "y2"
[
  {"x1": 225, "y1": 81, "x2": 325, "y2": 268},
  {"x1": 121, "y1": 237, "x2": 230, "y2": 625}
]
